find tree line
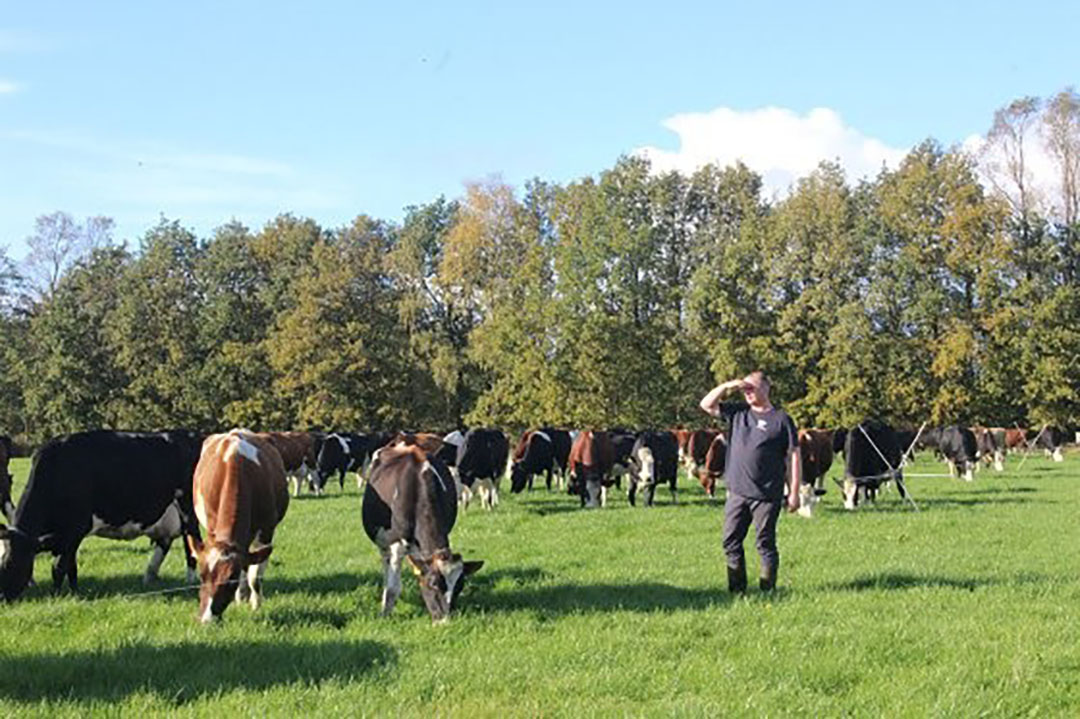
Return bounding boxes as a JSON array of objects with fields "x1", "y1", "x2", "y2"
[{"x1": 1, "y1": 91, "x2": 1078, "y2": 445}]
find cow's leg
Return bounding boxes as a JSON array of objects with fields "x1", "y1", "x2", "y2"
[
  {"x1": 247, "y1": 561, "x2": 267, "y2": 610},
  {"x1": 669, "y1": 477, "x2": 678, "y2": 505},
  {"x1": 545, "y1": 466, "x2": 553, "y2": 491},
  {"x1": 947, "y1": 460, "x2": 957, "y2": 479},
  {"x1": 381, "y1": 542, "x2": 407, "y2": 616},
  {"x1": 291, "y1": 474, "x2": 300, "y2": 497},
  {"x1": 628, "y1": 478, "x2": 638, "y2": 507},
  {"x1": 143, "y1": 537, "x2": 171, "y2": 585},
  {"x1": 994, "y1": 451, "x2": 1004, "y2": 472},
  {"x1": 600, "y1": 483, "x2": 608, "y2": 508},
  {"x1": 842, "y1": 478, "x2": 857, "y2": 510},
  {"x1": 52, "y1": 543, "x2": 80, "y2": 593}
]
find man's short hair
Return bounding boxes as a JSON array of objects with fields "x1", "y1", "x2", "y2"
[{"x1": 746, "y1": 370, "x2": 771, "y2": 389}]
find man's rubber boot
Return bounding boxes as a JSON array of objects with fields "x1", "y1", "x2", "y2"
[
  {"x1": 727, "y1": 564, "x2": 747, "y2": 594},
  {"x1": 759, "y1": 566, "x2": 776, "y2": 592}
]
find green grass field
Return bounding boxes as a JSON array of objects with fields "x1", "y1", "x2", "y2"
[{"x1": 1, "y1": 452, "x2": 1079, "y2": 717}]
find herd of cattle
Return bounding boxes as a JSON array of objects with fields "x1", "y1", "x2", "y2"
[{"x1": 0, "y1": 421, "x2": 1071, "y2": 622}]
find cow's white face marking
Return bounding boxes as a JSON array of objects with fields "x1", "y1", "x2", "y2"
[
  {"x1": 439, "y1": 559, "x2": 464, "y2": 608},
  {"x1": 207, "y1": 547, "x2": 223, "y2": 571},
  {"x1": 200, "y1": 603, "x2": 215, "y2": 624},
  {"x1": 1053, "y1": 448, "x2": 1064, "y2": 463},
  {"x1": 585, "y1": 480, "x2": 602, "y2": 508},
  {"x1": 0, "y1": 537, "x2": 10, "y2": 565},
  {"x1": 797, "y1": 485, "x2": 817, "y2": 519},
  {"x1": 963, "y1": 467, "x2": 974, "y2": 482}
]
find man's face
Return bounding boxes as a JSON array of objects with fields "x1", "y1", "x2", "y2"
[{"x1": 742, "y1": 376, "x2": 769, "y2": 402}]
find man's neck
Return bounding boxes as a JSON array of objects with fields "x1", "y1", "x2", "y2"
[{"x1": 749, "y1": 400, "x2": 773, "y2": 413}]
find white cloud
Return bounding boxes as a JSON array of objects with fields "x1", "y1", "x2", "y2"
[
  {"x1": 635, "y1": 106, "x2": 908, "y2": 196},
  {"x1": 962, "y1": 130, "x2": 1069, "y2": 221},
  {"x1": 0, "y1": 80, "x2": 19, "y2": 94}
]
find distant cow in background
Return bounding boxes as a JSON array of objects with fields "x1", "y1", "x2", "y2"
[
  {"x1": 628, "y1": 431, "x2": 679, "y2": 507},
  {"x1": 608, "y1": 430, "x2": 638, "y2": 490},
  {"x1": 568, "y1": 431, "x2": 616, "y2": 508},
  {"x1": 1004, "y1": 429, "x2": 1028, "y2": 453},
  {"x1": 312, "y1": 432, "x2": 374, "y2": 494},
  {"x1": 842, "y1": 420, "x2": 905, "y2": 510},
  {"x1": 939, "y1": 426, "x2": 977, "y2": 481},
  {"x1": 1034, "y1": 427, "x2": 1066, "y2": 462},
  {"x1": 974, "y1": 427, "x2": 1006, "y2": 472},
  {"x1": 510, "y1": 430, "x2": 557, "y2": 493},
  {"x1": 684, "y1": 429, "x2": 720, "y2": 480},
  {"x1": 254, "y1": 432, "x2": 317, "y2": 497},
  {"x1": 190, "y1": 430, "x2": 289, "y2": 622},
  {"x1": 698, "y1": 434, "x2": 727, "y2": 500},
  {"x1": 797, "y1": 429, "x2": 833, "y2": 518},
  {"x1": 0, "y1": 435, "x2": 13, "y2": 524},
  {"x1": 455, "y1": 428, "x2": 509, "y2": 510}
]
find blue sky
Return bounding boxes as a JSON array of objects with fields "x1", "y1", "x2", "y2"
[{"x1": 2, "y1": 1, "x2": 1078, "y2": 257}]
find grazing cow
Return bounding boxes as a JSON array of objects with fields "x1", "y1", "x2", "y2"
[
  {"x1": 567, "y1": 431, "x2": 616, "y2": 508},
  {"x1": 672, "y1": 429, "x2": 692, "y2": 464},
  {"x1": 796, "y1": 429, "x2": 833, "y2": 518},
  {"x1": 684, "y1": 429, "x2": 720, "y2": 479},
  {"x1": 254, "y1": 432, "x2": 317, "y2": 497},
  {"x1": 0, "y1": 430, "x2": 203, "y2": 601},
  {"x1": 974, "y1": 427, "x2": 1006, "y2": 472},
  {"x1": 842, "y1": 420, "x2": 905, "y2": 510},
  {"x1": 510, "y1": 430, "x2": 557, "y2": 493},
  {"x1": 361, "y1": 445, "x2": 482, "y2": 622},
  {"x1": 384, "y1": 432, "x2": 444, "y2": 455},
  {"x1": 628, "y1": 431, "x2": 679, "y2": 507},
  {"x1": 608, "y1": 430, "x2": 638, "y2": 490},
  {"x1": 1034, "y1": 427, "x2": 1066, "y2": 462},
  {"x1": 455, "y1": 428, "x2": 510, "y2": 510},
  {"x1": 312, "y1": 432, "x2": 375, "y2": 493},
  {"x1": 698, "y1": 433, "x2": 727, "y2": 500},
  {"x1": 832, "y1": 428, "x2": 848, "y2": 457},
  {"x1": 1003, "y1": 428, "x2": 1027, "y2": 453},
  {"x1": 939, "y1": 426, "x2": 977, "y2": 481},
  {"x1": 0, "y1": 435, "x2": 13, "y2": 523},
  {"x1": 189, "y1": 430, "x2": 289, "y2": 622}
]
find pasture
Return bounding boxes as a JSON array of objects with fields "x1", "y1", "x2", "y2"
[{"x1": 2, "y1": 453, "x2": 1079, "y2": 717}]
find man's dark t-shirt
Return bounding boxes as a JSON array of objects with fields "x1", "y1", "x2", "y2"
[{"x1": 719, "y1": 402, "x2": 798, "y2": 501}]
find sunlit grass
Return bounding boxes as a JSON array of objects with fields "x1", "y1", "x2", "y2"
[{"x1": 1, "y1": 450, "x2": 1078, "y2": 716}]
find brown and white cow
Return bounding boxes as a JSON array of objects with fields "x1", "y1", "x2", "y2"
[
  {"x1": 697, "y1": 433, "x2": 727, "y2": 500},
  {"x1": 567, "y1": 431, "x2": 616, "y2": 508},
  {"x1": 189, "y1": 430, "x2": 289, "y2": 623},
  {"x1": 253, "y1": 431, "x2": 317, "y2": 497},
  {"x1": 684, "y1": 429, "x2": 720, "y2": 480},
  {"x1": 796, "y1": 429, "x2": 833, "y2": 518},
  {"x1": 361, "y1": 445, "x2": 482, "y2": 622}
]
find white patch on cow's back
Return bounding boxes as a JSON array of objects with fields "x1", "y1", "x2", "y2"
[
  {"x1": 333, "y1": 433, "x2": 350, "y2": 455},
  {"x1": 227, "y1": 436, "x2": 261, "y2": 466},
  {"x1": 424, "y1": 460, "x2": 450, "y2": 494},
  {"x1": 0, "y1": 537, "x2": 10, "y2": 565},
  {"x1": 533, "y1": 431, "x2": 551, "y2": 444},
  {"x1": 443, "y1": 431, "x2": 464, "y2": 447}
]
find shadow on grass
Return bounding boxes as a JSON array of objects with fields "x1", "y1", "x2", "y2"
[
  {"x1": 0, "y1": 638, "x2": 394, "y2": 705},
  {"x1": 820, "y1": 493, "x2": 1050, "y2": 514},
  {"x1": 469, "y1": 575, "x2": 735, "y2": 616},
  {"x1": 824, "y1": 571, "x2": 1050, "y2": 593}
]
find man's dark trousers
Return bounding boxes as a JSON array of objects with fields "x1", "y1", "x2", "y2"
[{"x1": 723, "y1": 491, "x2": 782, "y2": 589}]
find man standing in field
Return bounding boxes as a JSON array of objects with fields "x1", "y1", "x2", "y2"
[{"x1": 699, "y1": 371, "x2": 801, "y2": 593}]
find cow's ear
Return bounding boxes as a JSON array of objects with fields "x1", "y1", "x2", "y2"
[
  {"x1": 462, "y1": 560, "x2": 484, "y2": 576},
  {"x1": 186, "y1": 534, "x2": 204, "y2": 558},
  {"x1": 248, "y1": 544, "x2": 273, "y2": 565}
]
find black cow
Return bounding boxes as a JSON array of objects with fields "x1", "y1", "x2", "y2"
[
  {"x1": 1034, "y1": 426, "x2": 1066, "y2": 462},
  {"x1": 546, "y1": 429, "x2": 573, "y2": 489},
  {"x1": 455, "y1": 428, "x2": 509, "y2": 510},
  {"x1": 832, "y1": 427, "x2": 848, "y2": 457},
  {"x1": 974, "y1": 427, "x2": 1006, "y2": 472},
  {"x1": 939, "y1": 426, "x2": 977, "y2": 481},
  {"x1": 0, "y1": 430, "x2": 203, "y2": 601},
  {"x1": 916, "y1": 427, "x2": 943, "y2": 455},
  {"x1": 361, "y1": 445, "x2": 482, "y2": 622},
  {"x1": 628, "y1": 431, "x2": 678, "y2": 507},
  {"x1": 510, "y1": 430, "x2": 557, "y2": 493},
  {"x1": 0, "y1": 435, "x2": 13, "y2": 524},
  {"x1": 842, "y1": 420, "x2": 906, "y2": 510},
  {"x1": 608, "y1": 430, "x2": 638, "y2": 490},
  {"x1": 313, "y1": 432, "x2": 374, "y2": 492}
]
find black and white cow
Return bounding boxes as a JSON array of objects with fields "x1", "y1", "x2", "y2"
[
  {"x1": 1034, "y1": 426, "x2": 1066, "y2": 462},
  {"x1": 510, "y1": 430, "x2": 557, "y2": 493},
  {"x1": 361, "y1": 445, "x2": 482, "y2": 622},
  {"x1": 455, "y1": 428, "x2": 509, "y2": 510},
  {"x1": 313, "y1": 432, "x2": 375, "y2": 493},
  {"x1": 974, "y1": 427, "x2": 1006, "y2": 472},
  {"x1": 939, "y1": 426, "x2": 977, "y2": 481},
  {"x1": 0, "y1": 435, "x2": 14, "y2": 524},
  {"x1": 0, "y1": 430, "x2": 204, "y2": 601},
  {"x1": 842, "y1": 420, "x2": 905, "y2": 510},
  {"x1": 608, "y1": 430, "x2": 638, "y2": 490},
  {"x1": 628, "y1": 431, "x2": 679, "y2": 507}
]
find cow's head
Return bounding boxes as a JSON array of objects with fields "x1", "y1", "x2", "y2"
[
  {"x1": 187, "y1": 536, "x2": 272, "y2": 623},
  {"x1": 0, "y1": 525, "x2": 39, "y2": 601},
  {"x1": 407, "y1": 550, "x2": 483, "y2": 623},
  {"x1": 634, "y1": 446, "x2": 655, "y2": 486},
  {"x1": 842, "y1": 479, "x2": 858, "y2": 511},
  {"x1": 509, "y1": 462, "x2": 529, "y2": 494}
]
